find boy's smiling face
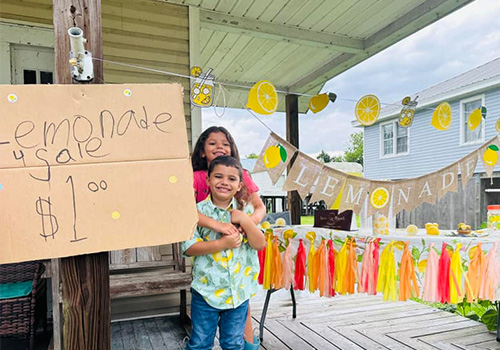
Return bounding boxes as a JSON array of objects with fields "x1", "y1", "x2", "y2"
[{"x1": 207, "y1": 164, "x2": 242, "y2": 206}]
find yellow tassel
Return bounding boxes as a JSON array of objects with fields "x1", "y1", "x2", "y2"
[
  {"x1": 263, "y1": 234, "x2": 273, "y2": 290},
  {"x1": 307, "y1": 239, "x2": 317, "y2": 292},
  {"x1": 335, "y1": 239, "x2": 348, "y2": 294},
  {"x1": 377, "y1": 240, "x2": 397, "y2": 301},
  {"x1": 450, "y1": 243, "x2": 464, "y2": 304}
]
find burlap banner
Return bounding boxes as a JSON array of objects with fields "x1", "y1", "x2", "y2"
[
  {"x1": 339, "y1": 175, "x2": 370, "y2": 215},
  {"x1": 479, "y1": 136, "x2": 500, "y2": 177},
  {"x1": 458, "y1": 150, "x2": 478, "y2": 190},
  {"x1": 367, "y1": 181, "x2": 393, "y2": 217},
  {"x1": 392, "y1": 179, "x2": 417, "y2": 214},
  {"x1": 282, "y1": 152, "x2": 324, "y2": 200},
  {"x1": 414, "y1": 174, "x2": 438, "y2": 206},
  {"x1": 437, "y1": 163, "x2": 459, "y2": 200},
  {"x1": 310, "y1": 166, "x2": 348, "y2": 208},
  {"x1": 253, "y1": 132, "x2": 297, "y2": 184}
]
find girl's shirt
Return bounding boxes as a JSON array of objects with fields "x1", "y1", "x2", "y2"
[
  {"x1": 181, "y1": 196, "x2": 260, "y2": 309},
  {"x1": 193, "y1": 169, "x2": 259, "y2": 203}
]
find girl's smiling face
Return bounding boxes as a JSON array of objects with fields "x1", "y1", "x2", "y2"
[
  {"x1": 207, "y1": 164, "x2": 242, "y2": 205},
  {"x1": 202, "y1": 132, "x2": 232, "y2": 165}
]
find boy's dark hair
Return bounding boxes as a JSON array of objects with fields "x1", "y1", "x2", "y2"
[
  {"x1": 208, "y1": 155, "x2": 248, "y2": 209},
  {"x1": 192, "y1": 126, "x2": 240, "y2": 171}
]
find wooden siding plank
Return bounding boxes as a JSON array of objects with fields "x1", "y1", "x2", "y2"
[
  {"x1": 297, "y1": 0, "x2": 342, "y2": 29},
  {"x1": 199, "y1": 0, "x2": 219, "y2": 11},
  {"x1": 103, "y1": 43, "x2": 189, "y2": 64},
  {"x1": 214, "y1": 0, "x2": 237, "y2": 14},
  {"x1": 204, "y1": 32, "x2": 240, "y2": 74},
  {"x1": 285, "y1": 0, "x2": 324, "y2": 27},
  {"x1": 103, "y1": 29, "x2": 188, "y2": 54},
  {"x1": 103, "y1": 16, "x2": 189, "y2": 40},
  {"x1": 322, "y1": 0, "x2": 383, "y2": 34},
  {"x1": 336, "y1": 0, "x2": 394, "y2": 36},
  {"x1": 238, "y1": 41, "x2": 294, "y2": 82},
  {"x1": 243, "y1": 0, "x2": 273, "y2": 20},
  {"x1": 212, "y1": 34, "x2": 253, "y2": 76},
  {"x1": 230, "y1": 0, "x2": 255, "y2": 18},
  {"x1": 103, "y1": 1, "x2": 188, "y2": 27},
  {"x1": 110, "y1": 248, "x2": 137, "y2": 265},
  {"x1": 200, "y1": 31, "x2": 228, "y2": 64},
  {"x1": 309, "y1": 0, "x2": 353, "y2": 32},
  {"x1": 102, "y1": 55, "x2": 189, "y2": 75},
  {"x1": 257, "y1": 0, "x2": 298, "y2": 23}
]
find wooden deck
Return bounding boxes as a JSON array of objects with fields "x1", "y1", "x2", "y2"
[{"x1": 109, "y1": 288, "x2": 500, "y2": 350}]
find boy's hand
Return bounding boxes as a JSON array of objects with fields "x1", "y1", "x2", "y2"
[
  {"x1": 220, "y1": 232, "x2": 242, "y2": 250},
  {"x1": 216, "y1": 222, "x2": 240, "y2": 236},
  {"x1": 230, "y1": 210, "x2": 248, "y2": 225}
]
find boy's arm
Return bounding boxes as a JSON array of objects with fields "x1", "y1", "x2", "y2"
[
  {"x1": 232, "y1": 210, "x2": 266, "y2": 251},
  {"x1": 248, "y1": 193, "x2": 266, "y2": 225},
  {"x1": 185, "y1": 233, "x2": 242, "y2": 256},
  {"x1": 198, "y1": 211, "x2": 240, "y2": 236}
]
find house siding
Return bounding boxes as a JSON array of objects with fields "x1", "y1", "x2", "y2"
[{"x1": 364, "y1": 87, "x2": 500, "y2": 180}]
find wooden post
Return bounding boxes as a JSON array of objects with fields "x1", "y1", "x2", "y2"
[
  {"x1": 286, "y1": 94, "x2": 301, "y2": 225},
  {"x1": 52, "y1": 1, "x2": 110, "y2": 350}
]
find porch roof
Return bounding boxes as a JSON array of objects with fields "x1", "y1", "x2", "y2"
[{"x1": 167, "y1": 0, "x2": 474, "y2": 112}]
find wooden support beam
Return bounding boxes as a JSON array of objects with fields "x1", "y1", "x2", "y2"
[
  {"x1": 286, "y1": 94, "x2": 301, "y2": 225},
  {"x1": 53, "y1": 1, "x2": 110, "y2": 350},
  {"x1": 199, "y1": 9, "x2": 364, "y2": 54}
]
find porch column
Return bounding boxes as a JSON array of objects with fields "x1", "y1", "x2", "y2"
[
  {"x1": 53, "y1": 1, "x2": 110, "y2": 350},
  {"x1": 286, "y1": 94, "x2": 301, "y2": 224}
]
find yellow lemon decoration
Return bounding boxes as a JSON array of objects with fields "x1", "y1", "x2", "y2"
[
  {"x1": 407, "y1": 224, "x2": 418, "y2": 235},
  {"x1": 283, "y1": 229, "x2": 294, "y2": 241},
  {"x1": 244, "y1": 267, "x2": 252, "y2": 276},
  {"x1": 253, "y1": 273, "x2": 259, "y2": 281},
  {"x1": 261, "y1": 221, "x2": 271, "y2": 229},
  {"x1": 275, "y1": 218, "x2": 286, "y2": 226},
  {"x1": 263, "y1": 144, "x2": 287, "y2": 169},
  {"x1": 247, "y1": 80, "x2": 278, "y2": 115},
  {"x1": 431, "y1": 102, "x2": 452, "y2": 130},
  {"x1": 234, "y1": 262, "x2": 241, "y2": 274},
  {"x1": 425, "y1": 223, "x2": 439, "y2": 235},
  {"x1": 200, "y1": 276, "x2": 208, "y2": 284},
  {"x1": 306, "y1": 231, "x2": 316, "y2": 242},
  {"x1": 355, "y1": 94, "x2": 380, "y2": 126},
  {"x1": 417, "y1": 259, "x2": 427, "y2": 273},
  {"x1": 214, "y1": 289, "x2": 225, "y2": 297},
  {"x1": 190, "y1": 66, "x2": 202, "y2": 77},
  {"x1": 483, "y1": 145, "x2": 499, "y2": 166},
  {"x1": 212, "y1": 252, "x2": 222, "y2": 261},
  {"x1": 370, "y1": 187, "x2": 390, "y2": 210},
  {"x1": 225, "y1": 297, "x2": 233, "y2": 305},
  {"x1": 495, "y1": 117, "x2": 500, "y2": 133},
  {"x1": 467, "y1": 108, "x2": 483, "y2": 130},
  {"x1": 309, "y1": 93, "x2": 329, "y2": 114}
]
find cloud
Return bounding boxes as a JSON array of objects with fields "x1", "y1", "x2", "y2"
[{"x1": 202, "y1": 0, "x2": 500, "y2": 160}]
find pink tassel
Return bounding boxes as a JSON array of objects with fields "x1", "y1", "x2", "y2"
[
  {"x1": 359, "y1": 239, "x2": 379, "y2": 295},
  {"x1": 478, "y1": 242, "x2": 499, "y2": 301},
  {"x1": 294, "y1": 239, "x2": 307, "y2": 290},
  {"x1": 422, "y1": 243, "x2": 439, "y2": 302},
  {"x1": 282, "y1": 238, "x2": 294, "y2": 290},
  {"x1": 438, "y1": 243, "x2": 451, "y2": 303},
  {"x1": 327, "y1": 240, "x2": 336, "y2": 297}
]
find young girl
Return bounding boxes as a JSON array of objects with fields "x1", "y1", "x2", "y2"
[
  {"x1": 183, "y1": 156, "x2": 266, "y2": 350},
  {"x1": 192, "y1": 126, "x2": 265, "y2": 347}
]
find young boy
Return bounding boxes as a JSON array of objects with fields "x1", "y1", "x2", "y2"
[{"x1": 182, "y1": 156, "x2": 265, "y2": 350}]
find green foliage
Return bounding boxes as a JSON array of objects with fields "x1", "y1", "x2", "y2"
[
  {"x1": 246, "y1": 153, "x2": 258, "y2": 159},
  {"x1": 343, "y1": 131, "x2": 364, "y2": 165},
  {"x1": 316, "y1": 150, "x2": 332, "y2": 163}
]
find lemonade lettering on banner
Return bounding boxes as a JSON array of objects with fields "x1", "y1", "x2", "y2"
[
  {"x1": 392, "y1": 180, "x2": 415, "y2": 214},
  {"x1": 309, "y1": 167, "x2": 347, "y2": 208},
  {"x1": 458, "y1": 151, "x2": 479, "y2": 190},
  {"x1": 367, "y1": 181, "x2": 393, "y2": 217},
  {"x1": 415, "y1": 175, "x2": 438, "y2": 206},
  {"x1": 437, "y1": 163, "x2": 458, "y2": 200},
  {"x1": 339, "y1": 176, "x2": 370, "y2": 214},
  {"x1": 282, "y1": 152, "x2": 323, "y2": 200}
]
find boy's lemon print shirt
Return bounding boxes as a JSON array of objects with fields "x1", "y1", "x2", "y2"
[{"x1": 182, "y1": 197, "x2": 260, "y2": 309}]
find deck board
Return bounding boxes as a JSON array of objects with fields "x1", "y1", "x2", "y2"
[{"x1": 109, "y1": 288, "x2": 498, "y2": 350}]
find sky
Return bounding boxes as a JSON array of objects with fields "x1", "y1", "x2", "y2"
[{"x1": 202, "y1": 0, "x2": 500, "y2": 159}]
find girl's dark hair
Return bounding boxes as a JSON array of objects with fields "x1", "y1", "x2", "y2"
[
  {"x1": 208, "y1": 155, "x2": 248, "y2": 209},
  {"x1": 192, "y1": 126, "x2": 240, "y2": 171}
]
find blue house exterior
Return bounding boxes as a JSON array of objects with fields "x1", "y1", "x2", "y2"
[{"x1": 359, "y1": 58, "x2": 500, "y2": 181}]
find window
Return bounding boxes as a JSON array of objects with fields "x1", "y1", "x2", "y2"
[
  {"x1": 460, "y1": 95, "x2": 485, "y2": 145},
  {"x1": 381, "y1": 121, "x2": 409, "y2": 157}
]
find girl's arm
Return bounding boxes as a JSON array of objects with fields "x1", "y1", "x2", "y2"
[
  {"x1": 185, "y1": 232, "x2": 242, "y2": 256},
  {"x1": 231, "y1": 210, "x2": 266, "y2": 251},
  {"x1": 248, "y1": 192, "x2": 266, "y2": 225},
  {"x1": 197, "y1": 211, "x2": 240, "y2": 236}
]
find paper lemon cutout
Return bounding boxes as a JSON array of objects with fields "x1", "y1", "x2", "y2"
[
  {"x1": 407, "y1": 224, "x2": 418, "y2": 235},
  {"x1": 467, "y1": 108, "x2": 483, "y2": 130},
  {"x1": 263, "y1": 144, "x2": 287, "y2": 168},
  {"x1": 246, "y1": 80, "x2": 278, "y2": 115},
  {"x1": 370, "y1": 187, "x2": 390, "y2": 209},
  {"x1": 496, "y1": 117, "x2": 500, "y2": 133},
  {"x1": 483, "y1": 145, "x2": 499, "y2": 166},
  {"x1": 261, "y1": 221, "x2": 271, "y2": 229},
  {"x1": 308, "y1": 93, "x2": 329, "y2": 114},
  {"x1": 417, "y1": 259, "x2": 427, "y2": 273},
  {"x1": 275, "y1": 218, "x2": 286, "y2": 226},
  {"x1": 431, "y1": 102, "x2": 451, "y2": 130},
  {"x1": 190, "y1": 66, "x2": 202, "y2": 77},
  {"x1": 355, "y1": 94, "x2": 380, "y2": 126},
  {"x1": 283, "y1": 229, "x2": 294, "y2": 241}
]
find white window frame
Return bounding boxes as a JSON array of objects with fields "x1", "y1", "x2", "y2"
[
  {"x1": 459, "y1": 94, "x2": 486, "y2": 146},
  {"x1": 379, "y1": 120, "x2": 410, "y2": 158}
]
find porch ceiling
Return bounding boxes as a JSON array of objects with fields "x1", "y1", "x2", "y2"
[{"x1": 164, "y1": 0, "x2": 473, "y2": 112}]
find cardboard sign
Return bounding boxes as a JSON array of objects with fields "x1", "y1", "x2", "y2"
[
  {"x1": 313, "y1": 210, "x2": 353, "y2": 231},
  {"x1": 0, "y1": 84, "x2": 197, "y2": 264}
]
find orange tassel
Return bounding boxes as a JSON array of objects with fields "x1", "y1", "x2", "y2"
[
  {"x1": 399, "y1": 242, "x2": 419, "y2": 301},
  {"x1": 344, "y1": 238, "x2": 358, "y2": 295},
  {"x1": 271, "y1": 236, "x2": 283, "y2": 289},
  {"x1": 466, "y1": 243, "x2": 484, "y2": 302},
  {"x1": 316, "y1": 240, "x2": 329, "y2": 297}
]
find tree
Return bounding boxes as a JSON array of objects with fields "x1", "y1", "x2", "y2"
[
  {"x1": 316, "y1": 150, "x2": 331, "y2": 163},
  {"x1": 343, "y1": 131, "x2": 363, "y2": 165},
  {"x1": 246, "y1": 153, "x2": 258, "y2": 159}
]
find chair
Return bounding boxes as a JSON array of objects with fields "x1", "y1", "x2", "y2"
[{"x1": 0, "y1": 261, "x2": 47, "y2": 350}]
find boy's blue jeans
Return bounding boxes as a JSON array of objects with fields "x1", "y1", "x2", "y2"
[{"x1": 187, "y1": 288, "x2": 249, "y2": 350}]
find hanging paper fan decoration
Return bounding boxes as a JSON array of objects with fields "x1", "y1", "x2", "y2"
[
  {"x1": 355, "y1": 94, "x2": 380, "y2": 126},
  {"x1": 430, "y1": 102, "x2": 451, "y2": 130},
  {"x1": 308, "y1": 93, "x2": 329, "y2": 114},
  {"x1": 398, "y1": 95, "x2": 418, "y2": 128},
  {"x1": 246, "y1": 80, "x2": 278, "y2": 115}
]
